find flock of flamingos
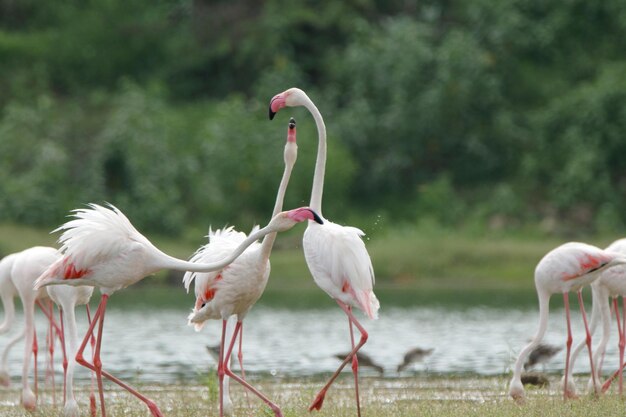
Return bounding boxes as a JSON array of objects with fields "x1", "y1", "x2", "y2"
[{"x1": 0, "y1": 87, "x2": 626, "y2": 417}]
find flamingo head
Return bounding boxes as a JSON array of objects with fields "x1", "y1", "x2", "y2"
[
  {"x1": 284, "y1": 117, "x2": 298, "y2": 167},
  {"x1": 269, "y1": 87, "x2": 307, "y2": 120},
  {"x1": 269, "y1": 207, "x2": 323, "y2": 232}
]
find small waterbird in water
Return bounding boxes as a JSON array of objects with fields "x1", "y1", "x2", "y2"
[
  {"x1": 397, "y1": 347, "x2": 434, "y2": 373},
  {"x1": 334, "y1": 352, "x2": 384, "y2": 375},
  {"x1": 524, "y1": 343, "x2": 562, "y2": 371}
]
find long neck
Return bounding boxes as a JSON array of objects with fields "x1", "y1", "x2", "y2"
[
  {"x1": 260, "y1": 162, "x2": 294, "y2": 261},
  {"x1": 302, "y1": 96, "x2": 326, "y2": 215},
  {"x1": 155, "y1": 224, "x2": 274, "y2": 273}
]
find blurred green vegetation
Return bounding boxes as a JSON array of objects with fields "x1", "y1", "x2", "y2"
[{"x1": 1, "y1": 0, "x2": 626, "y2": 240}]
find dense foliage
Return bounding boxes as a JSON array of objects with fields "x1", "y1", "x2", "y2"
[{"x1": 1, "y1": 0, "x2": 625, "y2": 235}]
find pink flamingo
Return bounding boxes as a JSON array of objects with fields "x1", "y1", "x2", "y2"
[
  {"x1": 183, "y1": 118, "x2": 302, "y2": 417},
  {"x1": 508, "y1": 242, "x2": 626, "y2": 401},
  {"x1": 565, "y1": 238, "x2": 626, "y2": 396},
  {"x1": 47, "y1": 283, "x2": 95, "y2": 417},
  {"x1": 34, "y1": 203, "x2": 322, "y2": 417},
  {"x1": 0, "y1": 252, "x2": 21, "y2": 386},
  {"x1": 269, "y1": 88, "x2": 379, "y2": 416},
  {"x1": 7, "y1": 246, "x2": 63, "y2": 410}
]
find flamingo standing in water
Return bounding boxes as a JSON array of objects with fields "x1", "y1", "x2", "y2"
[
  {"x1": 34, "y1": 202, "x2": 321, "y2": 417},
  {"x1": 6, "y1": 246, "x2": 63, "y2": 410},
  {"x1": 564, "y1": 238, "x2": 626, "y2": 396},
  {"x1": 184, "y1": 118, "x2": 306, "y2": 417},
  {"x1": 269, "y1": 87, "x2": 379, "y2": 416},
  {"x1": 47, "y1": 283, "x2": 95, "y2": 417},
  {"x1": 508, "y1": 242, "x2": 626, "y2": 401}
]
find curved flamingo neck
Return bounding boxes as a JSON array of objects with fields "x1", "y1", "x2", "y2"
[
  {"x1": 300, "y1": 95, "x2": 326, "y2": 215},
  {"x1": 260, "y1": 161, "x2": 295, "y2": 261}
]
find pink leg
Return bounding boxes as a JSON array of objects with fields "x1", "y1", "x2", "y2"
[
  {"x1": 47, "y1": 300, "x2": 56, "y2": 407},
  {"x1": 223, "y1": 321, "x2": 283, "y2": 417},
  {"x1": 577, "y1": 290, "x2": 597, "y2": 394},
  {"x1": 32, "y1": 326, "x2": 38, "y2": 399},
  {"x1": 236, "y1": 323, "x2": 252, "y2": 411},
  {"x1": 75, "y1": 294, "x2": 164, "y2": 417},
  {"x1": 563, "y1": 293, "x2": 575, "y2": 400},
  {"x1": 86, "y1": 305, "x2": 97, "y2": 417},
  {"x1": 218, "y1": 320, "x2": 227, "y2": 417},
  {"x1": 348, "y1": 308, "x2": 362, "y2": 417},
  {"x1": 602, "y1": 298, "x2": 626, "y2": 393},
  {"x1": 309, "y1": 300, "x2": 369, "y2": 412},
  {"x1": 621, "y1": 297, "x2": 626, "y2": 395},
  {"x1": 59, "y1": 308, "x2": 68, "y2": 405}
]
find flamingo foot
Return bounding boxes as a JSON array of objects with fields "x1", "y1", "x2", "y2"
[
  {"x1": 63, "y1": 399, "x2": 80, "y2": 417},
  {"x1": 146, "y1": 400, "x2": 165, "y2": 417},
  {"x1": 90, "y1": 393, "x2": 97, "y2": 417},
  {"x1": 21, "y1": 388, "x2": 36, "y2": 411},
  {"x1": 564, "y1": 389, "x2": 579, "y2": 400},
  {"x1": 0, "y1": 370, "x2": 10, "y2": 387},
  {"x1": 308, "y1": 389, "x2": 327, "y2": 412}
]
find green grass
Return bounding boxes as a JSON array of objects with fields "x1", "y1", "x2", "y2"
[{"x1": 1, "y1": 375, "x2": 625, "y2": 416}]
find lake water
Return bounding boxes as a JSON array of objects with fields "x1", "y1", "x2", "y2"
[{"x1": 1, "y1": 295, "x2": 621, "y2": 384}]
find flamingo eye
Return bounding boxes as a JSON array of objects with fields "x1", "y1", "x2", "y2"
[{"x1": 201, "y1": 302, "x2": 206, "y2": 308}]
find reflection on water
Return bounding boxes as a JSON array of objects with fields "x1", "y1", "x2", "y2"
[{"x1": 0, "y1": 300, "x2": 616, "y2": 383}]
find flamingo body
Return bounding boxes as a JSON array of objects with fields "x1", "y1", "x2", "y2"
[{"x1": 303, "y1": 220, "x2": 378, "y2": 319}]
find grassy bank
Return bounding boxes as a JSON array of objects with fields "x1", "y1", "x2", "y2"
[{"x1": 0, "y1": 375, "x2": 624, "y2": 417}]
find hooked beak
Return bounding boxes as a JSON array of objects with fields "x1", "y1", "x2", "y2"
[
  {"x1": 269, "y1": 97, "x2": 278, "y2": 120},
  {"x1": 310, "y1": 209, "x2": 323, "y2": 225}
]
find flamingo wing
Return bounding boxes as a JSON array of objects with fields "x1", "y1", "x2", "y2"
[{"x1": 304, "y1": 221, "x2": 379, "y2": 319}]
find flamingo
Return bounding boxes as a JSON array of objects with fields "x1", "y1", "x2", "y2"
[
  {"x1": 46, "y1": 283, "x2": 95, "y2": 417},
  {"x1": 183, "y1": 118, "x2": 302, "y2": 417},
  {"x1": 33, "y1": 202, "x2": 322, "y2": 417},
  {"x1": 0, "y1": 252, "x2": 20, "y2": 386},
  {"x1": 564, "y1": 238, "x2": 626, "y2": 396},
  {"x1": 7, "y1": 246, "x2": 63, "y2": 411},
  {"x1": 269, "y1": 87, "x2": 380, "y2": 416},
  {"x1": 508, "y1": 242, "x2": 626, "y2": 402}
]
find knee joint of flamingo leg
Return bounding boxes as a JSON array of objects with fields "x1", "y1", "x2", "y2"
[
  {"x1": 566, "y1": 335, "x2": 573, "y2": 348},
  {"x1": 93, "y1": 357, "x2": 102, "y2": 370}
]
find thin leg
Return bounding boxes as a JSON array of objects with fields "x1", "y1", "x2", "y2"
[
  {"x1": 237, "y1": 323, "x2": 252, "y2": 410},
  {"x1": 563, "y1": 293, "x2": 575, "y2": 400},
  {"x1": 621, "y1": 297, "x2": 626, "y2": 395},
  {"x1": 223, "y1": 321, "x2": 283, "y2": 417},
  {"x1": 603, "y1": 297, "x2": 626, "y2": 393},
  {"x1": 218, "y1": 320, "x2": 227, "y2": 417},
  {"x1": 577, "y1": 290, "x2": 597, "y2": 394},
  {"x1": 86, "y1": 304, "x2": 97, "y2": 417},
  {"x1": 60, "y1": 308, "x2": 68, "y2": 405},
  {"x1": 33, "y1": 326, "x2": 38, "y2": 400},
  {"x1": 348, "y1": 308, "x2": 361, "y2": 417},
  {"x1": 47, "y1": 300, "x2": 56, "y2": 407},
  {"x1": 75, "y1": 295, "x2": 164, "y2": 417},
  {"x1": 309, "y1": 300, "x2": 369, "y2": 412}
]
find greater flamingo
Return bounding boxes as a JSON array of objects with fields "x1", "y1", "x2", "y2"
[
  {"x1": 34, "y1": 203, "x2": 321, "y2": 417},
  {"x1": 508, "y1": 242, "x2": 626, "y2": 401},
  {"x1": 564, "y1": 238, "x2": 626, "y2": 396},
  {"x1": 46, "y1": 283, "x2": 95, "y2": 417},
  {"x1": 269, "y1": 87, "x2": 380, "y2": 416},
  {"x1": 0, "y1": 252, "x2": 20, "y2": 386},
  {"x1": 9, "y1": 246, "x2": 63, "y2": 410},
  {"x1": 183, "y1": 118, "x2": 303, "y2": 417}
]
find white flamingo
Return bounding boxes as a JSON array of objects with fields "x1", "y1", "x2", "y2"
[
  {"x1": 0, "y1": 252, "x2": 20, "y2": 386},
  {"x1": 46, "y1": 283, "x2": 95, "y2": 417},
  {"x1": 508, "y1": 242, "x2": 626, "y2": 401},
  {"x1": 8, "y1": 246, "x2": 62, "y2": 410},
  {"x1": 564, "y1": 238, "x2": 626, "y2": 396},
  {"x1": 34, "y1": 202, "x2": 322, "y2": 417},
  {"x1": 183, "y1": 118, "x2": 303, "y2": 417},
  {"x1": 269, "y1": 87, "x2": 379, "y2": 416}
]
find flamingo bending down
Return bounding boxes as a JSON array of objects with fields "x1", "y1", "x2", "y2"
[
  {"x1": 184, "y1": 118, "x2": 302, "y2": 417},
  {"x1": 34, "y1": 203, "x2": 322, "y2": 417},
  {"x1": 269, "y1": 88, "x2": 379, "y2": 416},
  {"x1": 508, "y1": 242, "x2": 626, "y2": 402},
  {"x1": 565, "y1": 238, "x2": 626, "y2": 396},
  {"x1": 8, "y1": 247, "x2": 63, "y2": 410},
  {"x1": 46, "y1": 283, "x2": 95, "y2": 417},
  {"x1": 0, "y1": 253, "x2": 20, "y2": 386}
]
